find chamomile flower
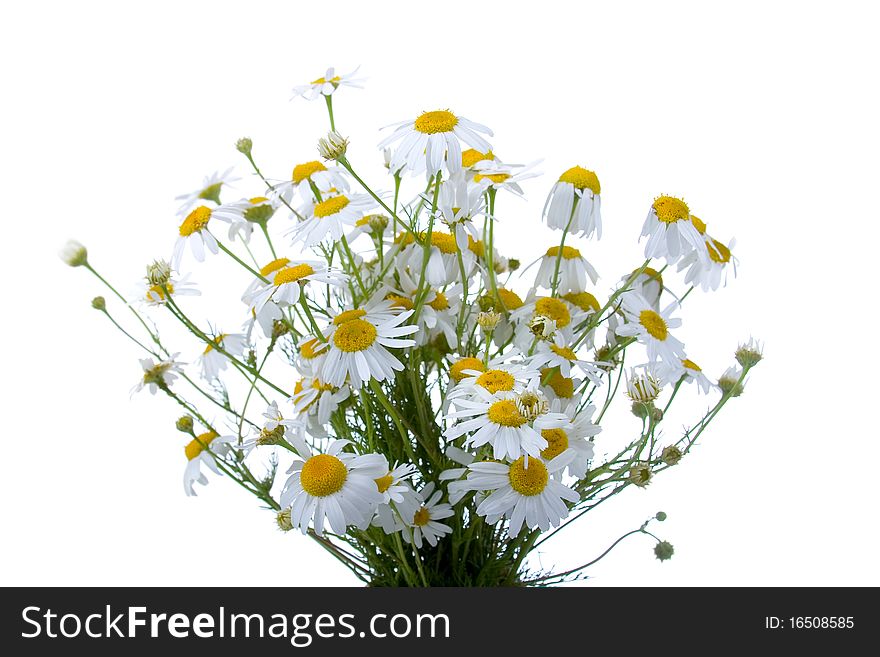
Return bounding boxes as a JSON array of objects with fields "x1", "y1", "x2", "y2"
[
  {"x1": 543, "y1": 166, "x2": 603, "y2": 238},
  {"x1": 625, "y1": 365, "x2": 664, "y2": 403},
  {"x1": 133, "y1": 355, "x2": 184, "y2": 395},
  {"x1": 379, "y1": 109, "x2": 493, "y2": 178},
  {"x1": 510, "y1": 295, "x2": 584, "y2": 350},
  {"x1": 374, "y1": 462, "x2": 419, "y2": 505},
  {"x1": 175, "y1": 168, "x2": 239, "y2": 216},
  {"x1": 210, "y1": 196, "x2": 277, "y2": 242},
  {"x1": 275, "y1": 161, "x2": 350, "y2": 205},
  {"x1": 280, "y1": 437, "x2": 386, "y2": 536},
  {"x1": 466, "y1": 451, "x2": 580, "y2": 537},
  {"x1": 295, "y1": 336, "x2": 330, "y2": 374},
  {"x1": 447, "y1": 360, "x2": 541, "y2": 404},
  {"x1": 472, "y1": 159, "x2": 542, "y2": 196},
  {"x1": 544, "y1": 399, "x2": 601, "y2": 479},
  {"x1": 244, "y1": 259, "x2": 347, "y2": 313},
  {"x1": 291, "y1": 191, "x2": 376, "y2": 247},
  {"x1": 172, "y1": 206, "x2": 219, "y2": 269},
  {"x1": 641, "y1": 195, "x2": 705, "y2": 264},
  {"x1": 198, "y1": 332, "x2": 248, "y2": 381},
  {"x1": 402, "y1": 483, "x2": 454, "y2": 549},
  {"x1": 386, "y1": 270, "x2": 461, "y2": 347},
  {"x1": 395, "y1": 231, "x2": 473, "y2": 287},
  {"x1": 291, "y1": 375, "x2": 351, "y2": 437},
  {"x1": 530, "y1": 245, "x2": 599, "y2": 294},
  {"x1": 624, "y1": 267, "x2": 665, "y2": 309},
  {"x1": 677, "y1": 235, "x2": 738, "y2": 291},
  {"x1": 319, "y1": 304, "x2": 418, "y2": 390},
  {"x1": 539, "y1": 368, "x2": 580, "y2": 404},
  {"x1": 659, "y1": 358, "x2": 714, "y2": 394},
  {"x1": 141, "y1": 273, "x2": 200, "y2": 306},
  {"x1": 435, "y1": 173, "x2": 486, "y2": 251},
  {"x1": 527, "y1": 336, "x2": 603, "y2": 384},
  {"x1": 183, "y1": 430, "x2": 235, "y2": 496},
  {"x1": 291, "y1": 67, "x2": 365, "y2": 100},
  {"x1": 444, "y1": 387, "x2": 568, "y2": 462},
  {"x1": 616, "y1": 292, "x2": 686, "y2": 366}
]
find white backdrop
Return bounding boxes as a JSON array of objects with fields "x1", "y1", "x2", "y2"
[{"x1": 2, "y1": 0, "x2": 877, "y2": 586}]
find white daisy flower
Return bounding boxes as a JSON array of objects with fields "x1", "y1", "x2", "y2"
[
  {"x1": 275, "y1": 160, "x2": 350, "y2": 206},
  {"x1": 379, "y1": 109, "x2": 493, "y2": 178},
  {"x1": 294, "y1": 335, "x2": 330, "y2": 375},
  {"x1": 280, "y1": 437, "x2": 385, "y2": 536},
  {"x1": 395, "y1": 230, "x2": 473, "y2": 288},
  {"x1": 444, "y1": 387, "x2": 568, "y2": 462},
  {"x1": 174, "y1": 168, "x2": 239, "y2": 216},
  {"x1": 660, "y1": 358, "x2": 714, "y2": 394},
  {"x1": 210, "y1": 196, "x2": 277, "y2": 242},
  {"x1": 291, "y1": 67, "x2": 365, "y2": 100},
  {"x1": 385, "y1": 270, "x2": 462, "y2": 347},
  {"x1": 530, "y1": 244, "x2": 599, "y2": 294},
  {"x1": 172, "y1": 206, "x2": 220, "y2": 270},
  {"x1": 198, "y1": 332, "x2": 248, "y2": 380},
  {"x1": 374, "y1": 462, "x2": 419, "y2": 506},
  {"x1": 625, "y1": 365, "x2": 665, "y2": 403},
  {"x1": 402, "y1": 483, "x2": 454, "y2": 549},
  {"x1": 539, "y1": 367, "x2": 581, "y2": 405},
  {"x1": 141, "y1": 272, "x2": 200, "y2": 307},
  {"x1": 472, "y1": 159, "x2": 543, "y2": 196},
  {"x1": 640, "y1": 195, "x2": 706, "y2": 264},
  {"x1": 183, "y1": 430, "x2": 235, "y2": 496},
  {"x1": 435, "y1": 173, "x2": 486, "y2": 251},
  {"x1": 542, "y1": 166, "x2": 603, "y2": 239},
  {"x1": 543, "y1": 399, "x2": 601, "y2": 479},
  {"x1": 447, "y1": 360, "x2": 541, "y2": 404},
  {"x1": 290, "y1": 190, "x2": 376, "y2": 248},
  {"x1": 465, "y1": 451, "x2": 580, "y2": 537},
  {"x1": 510, "y1": 295, "x2": 585, "y2": 350},
  {"x1": 319, "y1": 304, "x2": 418, "y2": 390},
  {"x1": 622, "y1": 266, "x2": 665, "y2": 309},
  {"x1": 244, "y1": 259, "x2": 347, "y2": 313},
  {"x1": 677, "y1": 234, "x2": 738, "y2": 291},
  {"x1": 527, "y1": 336, "x2": 603, "y2": 384},
  {"x1": 291, "y1": 375, "x2": 351, "y2": 437},
  {"x1": 133, "y1": 355, "x2": 184, "y2": 395},
  {"x1": 616, "y1": 292, "x2": 686, "y2": 366}
]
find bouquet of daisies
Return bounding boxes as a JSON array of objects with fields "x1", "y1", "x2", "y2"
[{"x1": 63, "y1": 68, "x2": 761, "y2": 586}]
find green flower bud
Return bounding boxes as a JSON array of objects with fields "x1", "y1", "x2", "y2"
[
  {"x1": 176, "y1": 415, "x2": 194, "y2": 433},
  {"x1": 655, "y1": 511, "x2": 667, "y2": 522},
  {"x1": 661, "y1": 445, "x2": 682, "y2": 466},
  {"x1": 654, "y1": 540, "x2": 674, "y2": 561},
  {"x1": 91, "y1": 296, "x2": 106, "y2": 311},
  {"x1": 236, "y1": 137, "x2": 253, "y2": 155}
]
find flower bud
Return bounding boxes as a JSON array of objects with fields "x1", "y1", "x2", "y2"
[
  {"x1": 718, "y1": 366, "x2": 745, "y2": 397},
  {"x1": 367, "y1": 214, "x2": 389, "y2": 232},
  {"x1": 258, "y1": 424, "x2": 286, "y2": 446},
  {"x1": 631, "y1": 401, "x2": 653, "y2": 419},
  {"x1": 507, "y1": 258, "x2": 521, "y2": 272},
  {"x1": 477, "y1": 310, "x2": 502, "y2": 332},
  {"x1": 91, "y1": 296, "x2": 106, "y2": 311},
  {"x1": 276, "y1": 508, "x2": 293, "y2": 532},
  {"x1": 655, "y1": 511, "x2": 667, "y2": 522},
  {"x1": 654, "y1": 540, "x2": 674, "y2": 561},
  {"x1": 236, "y1": 137, "x2": 253, "y2": 155},
  {"x1": 528, "y1": 314, "x2": 557, "y2": 340},
  {"x1": 146, "y1": 259, "x2": 172, "y2": 286},
  {"x1": 516, "y1": 390, "x2": 549, "y2": 422},
  {"x1": 176, "y1": 415, "x2": 194, "y2": 433},
  {"x1": 271, "y1": 319, "x2": 290, "y2": 340},
  {"x1": 629, "y1": 462, "x2": 653, "y2": 487},
  {"x1": 735, "y1": 337, "x2": 763, "y2": 368},
  {"x1": 317, "y1": 131, "x2": 349, "y2": 161},
  {"x1": 60, "y1": 240, "x2": 88, "y2": 267},
  {"x1": 661, "y1": 445, "x2": 682, "y2": 466}
]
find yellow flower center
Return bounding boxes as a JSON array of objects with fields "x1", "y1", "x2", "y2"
[
  {"x1": 185, "y1": 431, "x2": 218, "y2": 461},
  {"x1": 462, "y1": 149, "x2": 494, "y2": 167},
  {"x1": 311, "y1": 75, "x2": 342, "y2": 85},
  {"x1": 652, "y1": 196, "x2": 690, "y2": 224},
  {"x1": 540, "y1": 428, "x2": 570, "y2": 461},
  {"x1": 487, "y1": 400, "x2": 528, "y2": 427},
  {"x1": 558, "y1": 166, "x2": 601, "y2": 194},
  {"x1": 375, "y1": 473, "x2": 395, "y2": 493},
  {"x1": 639, "y1": 267, "x2": 664, "y2": 285},
  {"x1": 179, "y1": 206, "x2": 212, "y2": 236},
  {"x1": 542, "y1": 368, "x2": 574, "y2": 398},
  {"x1": 534, "y1": 298, "x2": 571, "y2": 328},
  {"x1": 450, "y1": 357, "x2": 485, "y2": 382},
  {"x1": 203, "y1": 334, "x2": 226, "y2": 354},
  {"x1": 249, "y1": 196, "x2": 269, "y2": 205},
  {"x1": 467, "y1": 236, "x2": 485, "y2": 258},
  {"x1": 414, "y1": 110, "x2": 458, "y2": 134},
  {"x1": 300, "y1": 454, "x2": 348, "y2": 497},
  {"x1": 682, "y1": 358, "x2": 701, "y2": 371},
  {"x1": 274, "y1": 263, "x2": 315, "y2": 286},
  {"x1": 292, "y1": 161, "x2": 327, "y2": 184},
  {"x1": 707, "y1": 239, "x2": 732, "y2": 263},
  {"x1": 508, "y1": 457, "x2": 549, "y2": 496},
  {"x1": 300, "y1": 338, "x2": 328, "y2": 359},
  {"x1": 550, "y1": 345, "x2": 578, "y2": 361},
  {"x1": 545, "y1": 245, "x2": 582, "y2": 259},
  {"x1": 333, "y1": 308, "x2": 367, "y2": 325},
  {"x1": 260, "y1": 257, "x2": 291, "y2": 277},
  {"x1": 690, "y1": 215, "x2": 707, "y2": 234},
  {"x1": 428, "y1": 291, "x2": 449, "y2": 311},
  {"x1": 639, "y1": 309, "x2": 668, "y2": 341},
  {"x1": 412, "y1": 506, "x2": 431, "y2": 526},
  {"x1": 429, "y1": 232, "x2": 458, "y2": 254},
  {"x1": 495, "y1": 288, "x2": 524, "y2": 310},
  {"x1": 146, "y1": 282, "x2": 174, "y2": 302},
  {"x1": 473, "y1": 172, "x2": 510, "y2": 184},
  {"x1": 333, "y1": 318, "x2": 378, "y2": 352},
  {"x1": 314, "y1": 195, "x2": 350, "y2": 218},
  {"x1": 476, "y1": 370, "x2": 516, "y2": 394},
  {"x1": 562, "y1": 291, "x2": 599, "y2": 312},
  {"x1": 386, "y1": 294, "x2": 414, "y2": 310}
]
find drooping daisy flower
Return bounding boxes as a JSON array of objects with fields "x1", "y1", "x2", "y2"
[
  {"x1": 379, "y1": 109, "x2": 493, "y2": 178},
  {"x1": 132, "y1": 355, "x2": 184, "y2": 395},
  {"x1": 183, "y1": 430, "x2": 235, "y2": 496},
  {"x1": 244, "y1": 259, "x2": 347, "y2": 313},
  {"x1": 141, "y1": 273, "x2": 200, "y2": 307},
  {"x1": 539, "y1": 367, "x2": 580, "y2": 404},
  {"x1": 435, "y1": 173, "x2": 486, "y2": 250},
  {"x1": 465, "y1": 451, "x2": 580, "y2": 537},
  {"x1": 677, "y1": 235, "x2": 738, "y2": 291},
  {"x1": 386, "y1": 269, "x2": 462, "y2": 347},
  {"x1": 640, "y1": 195, "x2": 705, "y2": 264},
  {"x1": 211, "y1": 196, "x2": 277, "y2": 242},
  {"x1": 527, "y1": 336, "x2": 603, "y2": 384},
  {"x1": 625, "y1": 365, "x2": 664, "y2": 403},
  {"x1": 472, "y1": 159, "x2": 542, "y2": 196},
  {"x1": 291, "y1": 67, "x2": 365, "y2": 101},
  {"x1": 542, "y1": 166, "x2": 603, "y2": 238},
  {"x1": 175, "y1": 168, "x2": 239, "y2": 216},
  {"x1": 275, "y1": 160, "x2": 350, "y2": 205},
  {"x1": 530, "y1": 245, "x2": 599, "y2": 294},
  {"x1": 659, "y1": 358, "x2": 714, "y2": 394},
  {"x1": 395, "y1": 230, "x2": 474, "y2": 287},
  {"x1": 444, "y1": 387, "x2": 567, "y2": 462},
  {"x1": 622, "y1": 266, "x2": 665, "y2": 309},
  {"x1": 198, "y1": 332, "x2": 248, "y2": 380},
  {"x1": 319, "y1": 304, "x2": 418, "y2": 390},
  {"x1": 374, "y1": 462, "x2": 419, "y2": 506},
  {"x1": 616, "y1": 292, "x2": 686, "y2": 365},
  {"x1": 291, "y1": 375, "x2": 351, "y2": 438},
  {"x1": 279, "y1": 437, "x2": 386, "y2": 536},
  {"x1": 172, "y1": 206, "x2": 219, "y2": 269},
  {"x1": 290, "y1": 190, "x2": 376, "y2": 247},
  {"x1": 295, "y1": 336, "x2": 330, "y2": 375},
  {"x1": 401, "y1": 483, "x2": 454, "y2": 549}
]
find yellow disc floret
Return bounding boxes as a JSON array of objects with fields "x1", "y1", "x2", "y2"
[
  {"x1": 639, "y1": 309, "x2": 669, "y2": 341},
  {"x1": 462, "y1": 149, "x2": 494, "y2": 167},
  {"x1": 550, "y1": 345, "x2": 578, "y2": 361},
  {"x1": 652, "y1": 196, "x2": 690, "y2": 224},
  {"x1": 476, "y1": 370, "x2": 516, "y2": 394},
  {"x1": 333, "y1": 318, "x2": 378, "y2": 352},
  {"x1": 292, "y1": 161, "x2": 327, "y2": 184},
  {"x1": 375, "y1": 473, "x2": 394, "y2": 493},
  {"x1": 450, "y1": 357, "x2": 485, "y2": 382},
  {"x1": 540, "y1": 428, "x2": 569, "y2": 461},
  {"x1": 496, "y1": 288, "x2": 524, "y2": 310},
  {"x1": 542, "y1": 368, "x2": 574, "y2": 398},
  {"x1": 707, "y1": 239, "x2": 732, "y2": 263},
  {"x1": 146, "y1": 282, "x2": 174, "y2": 302},
  {"x1": 428, "y1": 291, "x2": 449, "y2": 311},
  {"x1": 274, "y1": 263, "x2": 315, "y2": 286},
  {"x1": 508, "y1": 457, "x2": 549, "y2": 496},
  {"x1": 314, "y1": 195, "x2": 350, "y2": 218},
  {"x1": 185, "y1": 431, "x2": 219, "y2": 461},
  {"x1": 546, "y1": 245, "x2": 582, "y2": 259},
  {"x1": 260, "y1": 257, "x2": 291, "y2": 277},
  {"x1": 385, "y1": 294, "x2": 414, "y2": 310},
  {"x1": 414, "y1": 110, "x2": 458, "y2": 134},
  {"x1": 563, "y1": 291, "x2": 599, "y2": 312},
  {"x1": 333, "y1": 308, "x2": 367, "y2": 325},
  {"x1": 300, "y1": 454, "x2": 348, "y2": 497},
  {"x1": 534, "y1": 297, "x2": 571, "y2": 328},
  {"x1": 487, "y1": 400, "x2": 528, "y2": 427},
  {"x1": 179, "y1": 206, "x2": 212, "y2": 236},
  {"x1": 690, "y1": 215, "x2": 707, "y2": 234},
  {"x1": 412, "y1": 506, "x2": 431, "y2": 526},
  {"x1": 558, "y1": 166, "x2": 601, "y2": 194},
  {"x1": 300, "y1": 338, "x2": 328, "y2": 360},
  {"x1": 474, "y1": 173, "x2": 510, "y2": 184},
  {"x1": 682, "y1": 358, "x2": 701, "y2": 371}
]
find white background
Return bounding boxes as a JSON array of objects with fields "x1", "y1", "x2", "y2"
[{"x1": 1, "y1": 0, "x2": 877, "y2": 586}]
